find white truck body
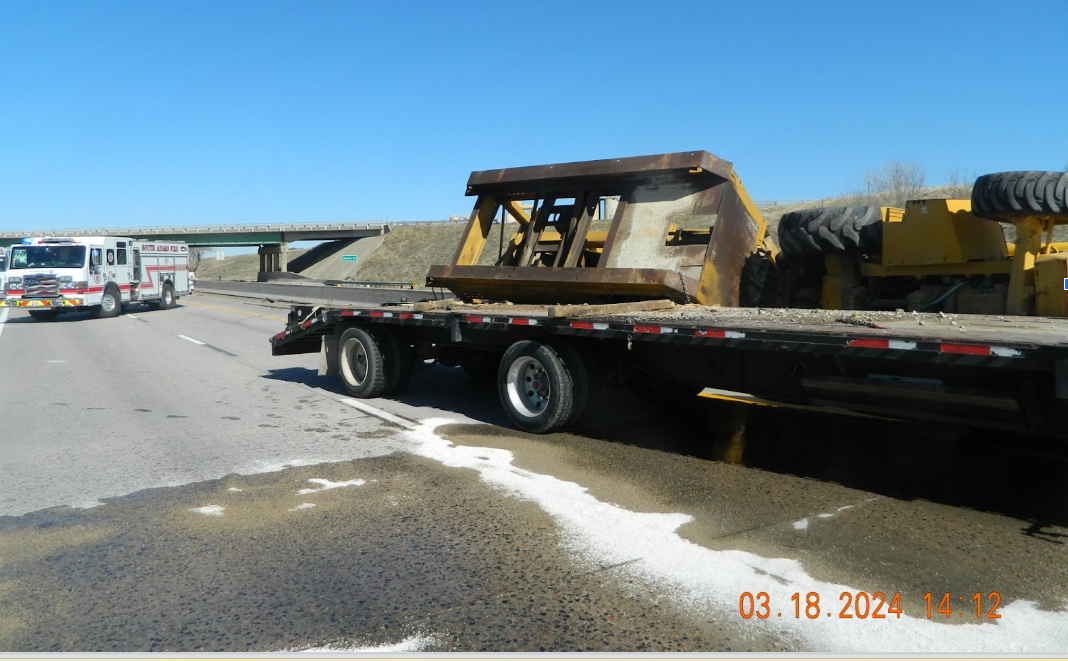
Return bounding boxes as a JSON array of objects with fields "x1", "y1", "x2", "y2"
[{"x1": 0, "y1": 236, "x2": 191, "y2": 315}]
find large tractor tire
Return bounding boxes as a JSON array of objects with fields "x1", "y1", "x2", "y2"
[
  {"x1": 777, "y1": 206, "x2": 883, "y2": 256},
  {"x1": 971, "y1": 171, "x2": 1068, "y2": 221}
]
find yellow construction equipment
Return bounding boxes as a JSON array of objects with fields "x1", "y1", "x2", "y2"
[{"x1": 777, "y1": 170, "x2": 1068, "y2": 316}]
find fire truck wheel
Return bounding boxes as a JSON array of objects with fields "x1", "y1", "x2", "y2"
[
  {"x1": 160, "y1": 284, "x2": 176, "y2": 310},
  {"x1": 375, "y1": 328, "x2": 415, "y2": 396},
  {"x1": 971, "y1": 171, "x2": 1068, "y2": 221},
  {"x1": 498, "y1": 339, "x2": 588, "y2": 433},
  {"x1": 338, "y1": 326, "x2": 388, "y2": 398},
  {"x1": 97, "y1": 285, "x2": 122, "y2": 318},
  {"x1": 28, "y1": 309, "x2": 59, "y2": 321}
]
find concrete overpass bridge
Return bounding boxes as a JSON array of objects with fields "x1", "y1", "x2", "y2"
[{"x1": 0, "y1": 222, "x2": 389, "y2": 273}]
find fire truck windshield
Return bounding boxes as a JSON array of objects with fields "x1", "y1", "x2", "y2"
[{"x1": 9, "y1": 246, "x2": 87, "y2": 270}]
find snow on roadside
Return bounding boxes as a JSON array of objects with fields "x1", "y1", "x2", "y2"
[
  {"x1": 297, "y1": 478, "x2": 365, "y2": 495},
  {"x1": 190, "y1": 505, "x2": 225, "y2": 517},
  {"x1": 297, "y1": 633, "x2": 437, "y2": 653},
  {"x1": 403, "y1": 418, "x2": 1068, "y2": 654}
]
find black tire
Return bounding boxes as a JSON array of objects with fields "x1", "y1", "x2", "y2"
[
  {"x1": 460, "y1": 351, "x2": 501, "y2": 381},
  {"x1": 375, "y1": 328, "x2": 415, "y2": 396},
  {"x1": 498, "y1": 339, "x2": 586, "y2": 433},
  {"x1": 28, "y1": 309, "x2": 59, "y2": 321},
  {"x1": 777, "y1": 206, "x2": 883, "y2": 256},
  {"x1": 95, "y1": 285, "x2": 122, "y2": 318},
  {"x1": 971, "y1": 171, "x2": 1068, "y2": 221},
  {"x1": 338, "y1": 326, "x2": 388, "y2": 398},
  {"x1": 159, "y1": 283, "x2": 176, "y2": 310}
]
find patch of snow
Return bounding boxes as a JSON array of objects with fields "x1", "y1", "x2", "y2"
[
  {"x1": 793, "y1": 518, "x2": 809, "y2": 531},
  {"x1": 402, "y1": 418, "x2": 1068, "y2": 653},
  {"x1": 298, "y1": 633, "x2": 437, "y2": 653},
  {"x1": 297, "y1": 478, "x2": 365, "y2": 495},
  {"x1": 227, "y1": 487, "x2": 243, "y2": 492},
  {"x1": 288, "y1": 503, "x2": 316, "y2": 511},
  {"x1": 190, "y1": 505, "x2": 225, "y2": 517}
]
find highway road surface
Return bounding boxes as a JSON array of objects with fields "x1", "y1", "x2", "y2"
[{"x1": 1, "y1": 293, "x2": 1068, "y2": 653}]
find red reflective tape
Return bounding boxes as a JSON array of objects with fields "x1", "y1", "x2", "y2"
[
  {"x1": 695, "y1": 329, "x2": 726, "y2": 338},
  {"x1": 273, "y1": 332, "x2": 286, "y2": 340},
  {"x1": 465, "y1": 315, "x2": 488, "y2": 323},
  {"x1": 940, "y1": 343, "x2": 991, "y2": 356},
  {"x1": 340, "y1": 310, "x2": 356, "y2": 316},
  {"x1": 369, "y1": 311, "x2": 386, "y2": 317},
  {"x1": 847, "y1": 338, "x2": 890, "y2": 348},
  {"x1": 570, "y1": 321, "x2": 595, "y2": 329},
  {"x1": 300, "y1": 320, "x2": 312, "y2": 329},
  {"x1": 399, "y1": 313, "x2": 414, "y2": 319},
  {"x1": 632, "y1": 325, "x2": 661, "y2": 334},
  {"x1": 509, "y1": 318, "x2": 534, "y2": 325}
]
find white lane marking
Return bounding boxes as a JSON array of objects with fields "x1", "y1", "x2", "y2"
[
  {"x1": 288, "y1": 503, "x2": 316, "y2": 511},
  {"x1": 296, "y1": 478, "x2": 365, "y2": 495},
  {"x1": 127, "y1": 314, "x2": 139, "y2": 320},
  {"x1": 177, "y1": 334, "x2": 206, "y2": 346},
  {"x1": 339, "y1": 397, "x2": 417, "y2": 429},
  {"x1": 48, "y1": 360, "x2": 66, "y2": 364},
  {"x1": 0, "y1": 307, "x2": 8, "y2": 342},
  {"x1": 190, "y1": 505, "x2": 225, "y2": 516},
  {"x1": 402, "y1": 418, "x2": 1068, "y2": 653}
]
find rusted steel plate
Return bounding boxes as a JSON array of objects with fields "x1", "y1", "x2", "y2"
[
  {"x1": 426, "y1": 265, "x2": 700, "y2": 304},
  {"x1": 466, "y1": 151, "x2": 734, "y2": 196}
]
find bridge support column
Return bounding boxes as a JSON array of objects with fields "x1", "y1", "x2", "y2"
[{"x1": 258, "y1": 244, "x2": 283, "y2": 273}]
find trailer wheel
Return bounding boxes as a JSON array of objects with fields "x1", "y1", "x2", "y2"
[
  {"x1": 94, "y1": 285, "x2": 122, "y2": 319},
  {"x1": 971, "y1": 171, "x2": 1068, "y2": 221},
  {"x1": 28, "y1": 309, "x2": 59, "y2": 321},
  {"x1": 160, "y1": 283, "x2": 176, "y2": 310},
  {"x1": 498, "y1": 339, "x2": 591, "y2": 433},
  {"x1": 338, "y1": 326, "x2": 388, "y2": 398},
  {"x1": 376, "y1": 328, "x2": 416, "y2": 396},
  {"x1": 777, "y1": 206, "x2": 883, "y2": 256}
]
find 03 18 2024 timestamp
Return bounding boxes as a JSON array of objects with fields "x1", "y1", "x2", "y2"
[{"x1": 738, "y1": 591, "x2": 1003, "y2": 620}]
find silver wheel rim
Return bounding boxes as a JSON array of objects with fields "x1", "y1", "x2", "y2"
[
  {"x1": 164, "y1": 289, "x2": 173, "y2": 305},
  {"x1": 341, "y1": 338, "x2": 369, "y2": 387},
  {"x1": 102, "y1": 293, "x2": 117, "y2": 313},
  {"x1": 506, "y1": 356, "x2": 549, "y2": 418}
]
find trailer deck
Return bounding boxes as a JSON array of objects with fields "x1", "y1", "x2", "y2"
[{"x1": 271, "y1": 301, "x2": 1068, "y2": 437}]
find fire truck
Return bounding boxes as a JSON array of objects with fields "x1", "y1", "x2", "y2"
[{"x1": 0, "y1": 236, "x2": 191, "y2": 320}]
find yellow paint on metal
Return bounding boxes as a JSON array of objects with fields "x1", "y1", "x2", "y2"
[
  {"x1": 452, "y1": 195, "x2": 499, "y2": 266},
  {"x1": 1034, "y1": 252, "x2": 1068, "y2": 317},
  {"x1": 501, "y1": 199, "x2": 530, "y2": 226},
  {"x1": 881, "y1": 200, "x2": 1007, "y2": 267},
  {"x1": 1007, "y1": 216, "x2": 1046, "y2": 315}
]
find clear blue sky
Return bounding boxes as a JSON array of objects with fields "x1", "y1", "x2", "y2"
[{"x1": 2, "y1": 0, "x2": 1066, "y2": 231}]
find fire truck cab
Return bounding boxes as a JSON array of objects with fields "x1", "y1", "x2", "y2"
[{"x1": 1, "y1": 236, "x2": 191, "y2": 320}]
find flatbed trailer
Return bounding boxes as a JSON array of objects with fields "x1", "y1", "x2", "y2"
[{"x1": 271, "y1": 301, "x2": 1068, "y2": 438}]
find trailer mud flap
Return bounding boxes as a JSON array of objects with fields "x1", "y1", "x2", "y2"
[{"x1": 318, "y1": 330, "x2": 340, "y2": 376}]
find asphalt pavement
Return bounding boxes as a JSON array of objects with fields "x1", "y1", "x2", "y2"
[{"x1": 1, "y1": 293, "x2": 1067, "y2": 653}]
